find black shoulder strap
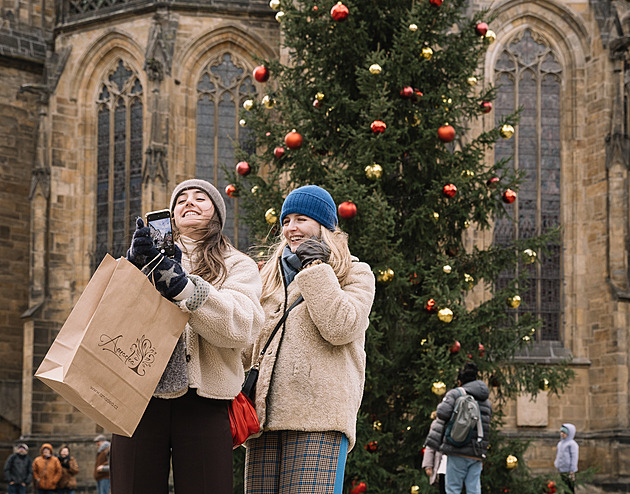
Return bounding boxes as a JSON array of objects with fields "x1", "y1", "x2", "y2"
[{"x1": 257, "y1": 295, "x2": 303, "y2": 362}]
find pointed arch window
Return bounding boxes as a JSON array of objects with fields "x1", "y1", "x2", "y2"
[
  {"x1": 493, "y1": 30, "x2": 563, "y2": 341},
  {"x1": 94, "y1": 59, "x2": 144, "y2": 269},
  {"x1": 196, "y1": 52, "x2": 257, "y2": 249}
]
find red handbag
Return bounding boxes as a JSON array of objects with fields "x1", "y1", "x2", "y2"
[{"x1": 229, "y1": 296, "x2": 303, "y2": 448}]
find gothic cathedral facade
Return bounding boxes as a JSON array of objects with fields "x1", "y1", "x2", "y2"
[{"x1": 0, "y1": 0, "x2": 628, "y2": 491}]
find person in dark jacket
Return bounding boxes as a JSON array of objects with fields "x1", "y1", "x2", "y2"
[
  {"x1": 3, "y1": 443, "x2": 32, "y2": 494},
  {"x1": 424, "y1": 362, "x2": 491, "y2": 494}
]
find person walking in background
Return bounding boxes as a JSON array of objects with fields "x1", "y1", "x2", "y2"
[
  {"x1": 424, "y1": 362, "x2": 491, "y2": 494},
  {"x1": 93, "y1": 435, "x2": 110, "y2": 494},
  {"x1": 423, "y1": 412, "x2": 447, "y2": 494},
  {"x1": 32, "y1": 443, "x2": 61, "y2": 494},
  {"x1": 244, "y1": 185, "x2": 376, "y2": 494},
  {"x1": 56, "y1": 445, "x2": 79, "y2": 494},
  {"x1": 112, "y1": 179, "x2": 264, "y2": 494},
  {"x1": 554, "y1": 423, "x2": 579, "y2": 493},
  {"x1": 3, "y1": 443, "x2": 32, "y2": 494}
]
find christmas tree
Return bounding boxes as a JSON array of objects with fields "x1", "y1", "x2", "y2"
[{"x1": 230, "y1": 0, "x2": 573, "y2": 492}]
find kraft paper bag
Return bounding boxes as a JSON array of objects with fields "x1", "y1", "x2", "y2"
[{"x1": 35, "y1": 254, "x2": 190, "y2": 436}]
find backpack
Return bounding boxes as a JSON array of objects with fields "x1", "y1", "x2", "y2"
[{"x1": 444, "y1": 387, "x2": 483, "y2": 447}]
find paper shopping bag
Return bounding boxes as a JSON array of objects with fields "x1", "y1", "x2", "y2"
[{"x1": 35, "y1": 254, "x2": 189, "y2": 436}]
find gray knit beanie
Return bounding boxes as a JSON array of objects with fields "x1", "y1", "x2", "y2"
[{"x1": 170, "y1": 179, "x2": 226, "y2": 229}]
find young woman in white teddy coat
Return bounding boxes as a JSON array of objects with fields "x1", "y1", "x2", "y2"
[{"x1": 244, "y1": 185, "x2": 376, "y2": 494}]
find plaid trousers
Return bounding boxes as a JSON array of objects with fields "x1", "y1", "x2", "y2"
[{"x1": 245, "y1": 430, "x2": 349, "y2": 494}]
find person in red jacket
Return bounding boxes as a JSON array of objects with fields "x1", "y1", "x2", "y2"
[{"x1": 32, "y1": 443, "x2": 62, "y2": 494}]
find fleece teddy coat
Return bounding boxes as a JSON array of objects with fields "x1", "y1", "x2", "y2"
[
  {"x1": 249, "y1": 258, "x2": 375, "y2": 451},
  {"x1": 166, "y1": 240, "x2": 264, "y2": 400}
]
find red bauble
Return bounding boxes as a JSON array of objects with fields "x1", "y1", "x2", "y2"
[
  {"x1": 330, "y1": 2, "x2": 349, "y2": 21},
  {"x1": 481, "y1": 101, "x2": 493, "y2": 113},
  {"x1": 479, "y1": 343, "x2": 486, "y2": 357},
  {"x1": 425, "y1": 298, "x2": 437, "y2": 312},
  {"x1": 253, "y1": 65, "x2": 269, "y2": 83},
  {"x1": 365, "y1": 441, "x2": 378, "y2": 452},
  {"x1": 443, "y1": 184, "x2": 457, "y2": 198},
  {"x1": 225, "y1": 184, "x2": 237, "y2": 198},
  {"x1": 273, "y1": 146, "x2": 285, "y2": 159},
  {"x1": 338, "y1": 201, "x2": 357, "y2": 219},
  {"x1": 370, "y1": 120, "x2": 387, "y2": 133},
  {"x1": 284, "y1": 130, "x2": 303, "y2": 150},
  {"x1": 430, "y1": 0, "x2": 443, "y2": 5},
  {"x1": 502, "y1": 188, "x2": 517, "y2": 204},
  {"x1": 414, "y1": 89, "x2": 424, "y2": 102},
  {"x1": 400, "y1": 86, "x2": 414, "y2": 99},
  {"x1": 236, "y1": 161, "x2": 251, "y2": 176},
  {"x1": 475, "y1": 22, "x2": 489, "y2": 36},
  {"x1": 350, "y1": 482, "x2": 367, "y2": 494},
  {"x1": 450, "y1": 341, "x2": 461, "y2": 353},
  {"x1": 438, "y1": 124, "x2": 455, "y2": 142},
  {"x1": 486, "y1": 176, "x2": 500, "y2": 188}
]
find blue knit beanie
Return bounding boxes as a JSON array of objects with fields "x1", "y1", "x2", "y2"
[{"x1": 280, "y1": 185, "x2": 338, "y2": 231}]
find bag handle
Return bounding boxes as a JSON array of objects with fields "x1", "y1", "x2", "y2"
[{"x1": 254, "y1": 295, "x2": 303, "y2": 367}]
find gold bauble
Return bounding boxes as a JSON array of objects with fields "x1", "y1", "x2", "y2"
[
  {"x1": 369, "y1": 63, "x2": 382, "y2": 75},
  {"x1": 500, "y1": 124, "x2": 515, "y2": 139},
  {"x1": 373, "y1": 420, "x2": 382, "y2": 431},
  {"x1": 463, "y1": 220, "x2": 470, "y2": 229},
  {"x1": 265, "y1": 208, "x2": 278, "y2": 224},
  {"x1": 432, "y1": 211, "x2": 440, "y2": 221},
  {"x1": 269, "y1": 0, "x2": 280, "y2": 9},
  {"x1": 315, "y1": 92, "x2": 325, "y2": 101},
  {"x1": 467, "y1": 76, "x2": 478, "y2": 86},
  {"x1": 239, "y1": 119, "x2": 247, "y2": 127},
  {"x1": 409, "y1": 23, "x2": 418, "y2": 32},
  {"x1": 485, "y1": 30, "x2": 497, "y2": 44},
  {"x1": 523, "y1": 248, "x2": 537, "y2": 264},
  {"x1": 443, "y1": 265, "x2": 452, "y2": 274},
  {"x1": 505, "y1": 455, "x2": 518, "y2": 469},
  {"x1": 507, "y1": 295, "x2": 521, "y2": 309},
  {"x1": 461, "y1": 169, "x2": 475, "y2": 178},
  {"x1": 421, "y1": 46, "x2": 433, "y2": 60},
  {"x1": 432, "y1": 381, "x2": 447, "y2": 396},
  {"x1": 262, "y1": 95, "x2": 275, "y2": 109},
  {"x1": 275, "y1": 11, "x2": 285, "y2": 22},
  {"x1": 365, "y1": 163, "x2": 383, "y2": 180},
  {"x1": 464, "y1": 273, "x2": 474, "y2": 288},
  {"x1": 410, "y1": 486, "x2": 420, "y2": 494},
  {"x1": 522, "y1": 335, "x2": 531, "y2": 342},
  {"x1": 377, "y1": 268, "x2": 395, "y2": 284},
  {"x1": 539, "y1": 378, "x2": 550, "y2": 392},
  {"x1": 251, "y1": 185, "x2": 260, "y2": 195},
  {"x1": 242, "y1": 99, "x2": 254, "y2": 111},
  {"x1": 437, "y1": 308, "x2": 453, "y2": 323}
]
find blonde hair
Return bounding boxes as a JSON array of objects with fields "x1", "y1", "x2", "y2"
[{"x1": 260, "y1": 225, "x2": 353, "y2": 302}]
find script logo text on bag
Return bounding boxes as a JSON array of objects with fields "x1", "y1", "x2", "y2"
[{"x1": 444, "y1": 387, "x2": 483, "y2": 447}]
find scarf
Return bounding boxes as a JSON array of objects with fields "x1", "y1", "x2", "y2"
[{"x1": 281, "y1": 245, "x2": 303, "y2": 286}]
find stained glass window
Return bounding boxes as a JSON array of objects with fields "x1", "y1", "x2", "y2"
[
  {"x1": 493, "y1": 30, "x2": 562, "y2": 341},
  {"x1": 196, "y1": 53, "x2": 256, "y2": 249},
  {"x1": 94, "y1": 59, "x2": 143, "y2": 269}
]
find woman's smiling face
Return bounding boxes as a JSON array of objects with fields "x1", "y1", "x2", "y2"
[
  {"x1": 282, "y1": 213, "x2": 322, "y2": 252},
  {"x1": 173, "y1": 188, "x2": 216, "y2": 239}
]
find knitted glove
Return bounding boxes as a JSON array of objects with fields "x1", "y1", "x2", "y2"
[
  {"x1": 295, "y1": 237, "x2": 331, "y2": 267},
  {"x1": 126, "y1": 218, "x2": 157, "y2": 269},
  {"x1": 127, "y1": 218, "x2": 189, "y2": 300}
]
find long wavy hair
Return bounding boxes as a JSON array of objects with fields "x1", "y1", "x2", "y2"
[
  {"x1": 173, "y1": 211, "x2": 231, "y2": 285},
  {"x1": 259, "y1": 225, "x2": 353, "y2": 302}
]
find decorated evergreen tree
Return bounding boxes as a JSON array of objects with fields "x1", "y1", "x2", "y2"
[{"x1": 230, "y1": 0, "x2": 573, "y2": 492}]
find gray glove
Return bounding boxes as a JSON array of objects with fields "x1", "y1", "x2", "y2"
[{"x1": 295, "y1": 237, "x2": 330, "y2": 267}]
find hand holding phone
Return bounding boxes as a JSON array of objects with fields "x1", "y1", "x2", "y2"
[{"x1": 145, "y1": 209, "x2": 175, "y2": 257}]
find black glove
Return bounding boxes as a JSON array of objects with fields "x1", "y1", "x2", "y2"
[
  {"x1": 295, "y1": 237, "x2": 331, "y2": 267},
  {"x1": 127, "y1": 218, "x2": 188, "y2": 300}
]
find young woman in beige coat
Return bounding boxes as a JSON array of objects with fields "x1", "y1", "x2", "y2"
[
  {"x1": 245, "y1": 185, "x2": 375, "y2": 494},
  {"x1": 114, "y1": 179, "x2": 264, "y2": 494}
]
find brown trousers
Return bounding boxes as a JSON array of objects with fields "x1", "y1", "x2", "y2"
[{"x1": 111, "y1": 389, "x2": 232, "y2": 494}]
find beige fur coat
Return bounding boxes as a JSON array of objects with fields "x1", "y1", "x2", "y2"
[{"x1": 248, "y1": 259, "x2": 375, "y2": 450}]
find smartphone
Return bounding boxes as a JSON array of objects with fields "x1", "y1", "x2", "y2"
[{"x1": 145, "y1": 209, "x2": 175, "y2": 257}]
